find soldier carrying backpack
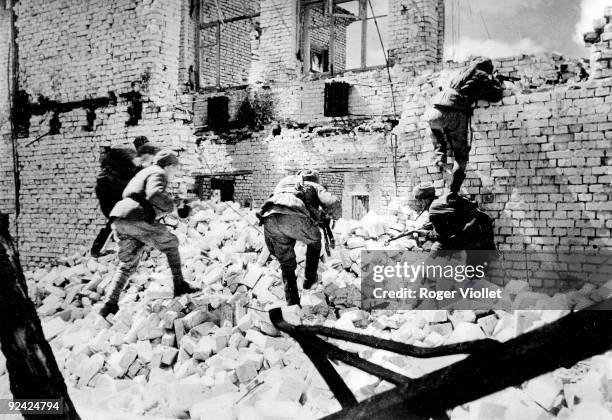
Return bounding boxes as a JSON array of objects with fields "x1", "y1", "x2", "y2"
[{"x1": 258, "y1": 170, "x2": 341, "y2": 306}]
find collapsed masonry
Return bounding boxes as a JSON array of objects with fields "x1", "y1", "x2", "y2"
[
  {"x1": 0, "y1": 2, "x2": 610, "y2": 285},
  {"x1": 0, "y1": 199, "x2": 609, "y2": 419}
]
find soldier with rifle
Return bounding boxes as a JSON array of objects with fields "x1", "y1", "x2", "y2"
[
  {"x1": 424, "y1": 57, "x2": 504, "y2": 196},
  {"x1": 386, "y1": 184, "x2": 438, "y2": 248},
  {"x1": 387, "y1": 183, "x2": 496, "y2": 273}
]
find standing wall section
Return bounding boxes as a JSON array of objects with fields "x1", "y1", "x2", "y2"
[{"x1": 11, "y1": 0, "x2": 198, "y2": 266}]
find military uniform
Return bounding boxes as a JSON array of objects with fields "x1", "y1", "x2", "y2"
[
  {"x1": 425, "y1": 57, "x2": 504, "y2": 193},
  {"x1": 91, "y1": 147, "x2": 138, "y2": 257},
  {"x1": 100, "y1": 151, "x2": 196, "y2": 317},
  {"x1": 417, "y1": 192, "x2": 496, "y2": 307},
  {"x1": 260, "y1": 171, "x2": 340, "y2": 305}
]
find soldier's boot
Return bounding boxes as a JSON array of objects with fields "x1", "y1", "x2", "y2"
[
  {"x1": 100, "y1": 270, "x2": 129, "y2": 318},
  {"x1": 431, "y1": 129, "x2": 447, "y2": 170},
  {"x1": 450, "y1": 168, "x2": 466, "y2": 195},
  {"x1": 303, "y1": 242, "x2": 322, "y2": 290},
  {"x1": 281, "y1": 267, "x2": 300, "y2": 306},
  {"x1": 166, "y1": 248, "x2": 199, "y2": 296},
  {"x1": 99, "y1": 301, "x2": 119, "y2": 318},
  {"x1": 435, "y1": 154, "x2": 447, "y2": 169}
]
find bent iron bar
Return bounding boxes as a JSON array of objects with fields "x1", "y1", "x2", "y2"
[{"x1": 270, "y1": 301, "x2": 612, "y2": 419}]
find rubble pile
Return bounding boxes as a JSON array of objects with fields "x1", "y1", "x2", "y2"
[{"x1": 0, "y1": 200, "x2": 610, "y2": 419}]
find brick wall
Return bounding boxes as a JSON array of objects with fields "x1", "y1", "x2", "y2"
[
  {"x1": 195, "y1": 129, "x2": 396, "y2": 214},
  {"x1": 388, "y1": 0, "x2": 444, "y2": 68},
  {"x1": 8, "y1": 0, "x2": 200, "y2": 266},
  {"x1": 15, "y1": 0, "x2": 180, "y2": 103},
  {"x1": 195, "y1": 53, "x2": 580, "y2": 127},
  {"x1": 319, "y1": 171, "x2": 344, "y2": 208},
  {"x1": 195, "y1": 65, "x2": 407, "y2": 126},
  {"x1": 257, "y1": 0, "x2": 299, "y2": 82},
  {"x1": 200, "y1": 0, "x2": 259, "y2": 87},
  {"x1": 178, "y1": 0, "x2": 197, "y2": 89},
  {"x1": 194, "y1": 172, "x2": 254, "y2": 206},
  {"x1": 195, "y1": 55, "x2": 611, "y2": 289},
  {"x1": 395, "y1": 72, "x2": 612, "y2": 289},
  {"x1": 0, "y1": 5, "x2": 15, "y2": 217}
]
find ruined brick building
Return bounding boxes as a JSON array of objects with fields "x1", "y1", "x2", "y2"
[{"x1": 0, "y1": 0, "x2": 611, "y2": 290}]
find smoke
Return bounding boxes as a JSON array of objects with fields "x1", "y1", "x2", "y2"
[
  {"x1": 465, "y1": 0, "x2": 544, "y2": 15},
  {"x1": 575, "y1": 0, "x2": 609, "y2": 43},
  {"x1": 445, "y1": 37, "x2": 545, "y2": 62}
]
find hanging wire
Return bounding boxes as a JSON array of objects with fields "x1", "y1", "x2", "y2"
[
  {"x1": 457, "y1": 0, "x2": 461, "y2": 48},
  {"x1": 213, "y1": 0, "x2": 225, "y2": 23},
  {"x1": 366, "y1": 0, "x2": 400, "y2": 194},
  {"x1": 367, "y1": 0, "x2": 397, "y2": 118},
  {"x1": 479, "y1": 10, "x2": 492, "y2": 40}
]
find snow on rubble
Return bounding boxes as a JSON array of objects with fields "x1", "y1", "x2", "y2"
[{"x1": 0, "y1": 200, "x2": 610, "y2": 420}]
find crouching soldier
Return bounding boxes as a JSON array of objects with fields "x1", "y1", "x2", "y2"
[
  {"x1": 428, "y1": 192, "x2": 496, "y2": 256},
  {"x1": 259, "y1": 170, "x2": 341, "y2": 306},
  {"x1": 99, "y1": 150, "x2": 198, "y2": 317},
  {"x1": 385, "y1": 184, "x2": 437, "y2": 249},
  {"x1": 425, "y1": 57, "x2": 503, "y2": 195},
  {"x1": 417, "y1": 192, "x2": 497, "y2": 307}
]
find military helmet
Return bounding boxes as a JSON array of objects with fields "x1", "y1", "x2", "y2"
[
  {"x1": 297, "y1": 169, "x2": 320, "y2": 183},
  {"x1": 413, "y1": 183, "x2": 436, "y2": 200}
]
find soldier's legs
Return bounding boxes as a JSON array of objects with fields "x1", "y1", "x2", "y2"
[
  {"x1": 303, "y1": 241, "x2": 322, "y2": 290},
  {"x1": 275, "y1": 214, "x2": 323, "y2": 290},
  {"x1": 263, "y1": 215, "x2": 300, "y2": 305},
  {"x1": 112, "y1": 219, "x2": 194, "y2": 295},
  {"x1": 447, "y1": 113, "x2": 470, "y2": 193},
  {"x1": 101, "y1": 223, "x2": 145, "y2": 316},
  {"x1": 425, "y1": 107, "x2": 448, "y2": 167}
]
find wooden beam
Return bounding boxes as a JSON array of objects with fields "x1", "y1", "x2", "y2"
[
  {"x1": 200, "y1": 13, "x2": 260, "y2": 29},
  {"x1": 0, "y1": 214, "x2": 80, "y2": 420},
  {"x1": 323, "y1": 307, "x2": 612, "y2": 419}
]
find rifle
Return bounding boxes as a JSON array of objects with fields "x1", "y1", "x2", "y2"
[
  {"x1": 384, "y1": 228, "x2": 436, "y2": 247},
  {"x1": 319, "y1": 212, "x2": 335, "y2": 256},
  {"x1": 384, "y1": 199, "x2": 436, "y2": 247},
  {"x1": 496, "y1": 73, "x2": 521, "y2": 83}
]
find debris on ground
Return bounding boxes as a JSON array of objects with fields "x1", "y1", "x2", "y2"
[{"x1": 1, "y1": 200, "x2": 610, "y2": 419}]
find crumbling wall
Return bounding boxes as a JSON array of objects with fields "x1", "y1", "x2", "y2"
[
  {"x1": 195, "y1": 53, "x2": 611, "y2": 289},
  {"x1": 10, "y1": 0, "x2": 199, "y2": 267},
  {"x1": 396, "y1": 74, "x2": 611, "y2": 289},
  {"x1": 193, "y1": 172, "x2": 254, "y2": 206},
  {"x1": 196, "y1": 129, "x2": 397, "y2": 218},
  {"x1": 196, "y1": 54, "x2": 585, "y2": 127}
]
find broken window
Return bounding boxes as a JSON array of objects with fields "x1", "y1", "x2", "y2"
[
  {"x1": 300, "y1": 0, "x2": 389, "y2": 74},
  {"x1": 199, "y1": 1, "x2": 260, "y2": 87},
  {"x1": 211, "y1": 177, "x2": 235, "y2": 202}
]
